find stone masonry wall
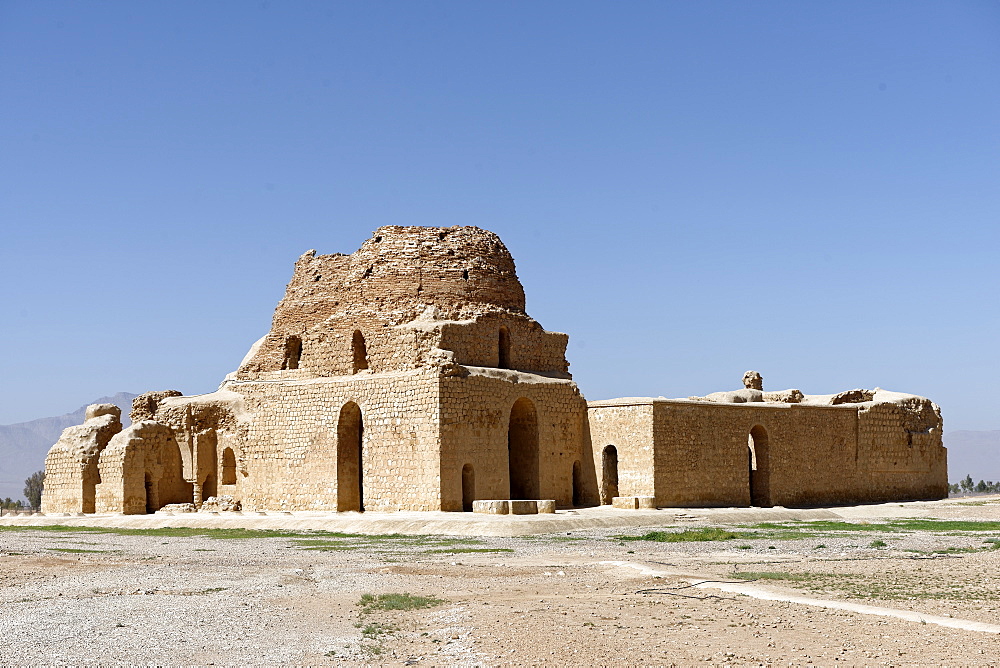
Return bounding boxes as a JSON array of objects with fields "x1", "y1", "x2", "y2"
[
  {"x1": 95, "y1": 422, "x2": 189, "y2": 515},
  {"x1": 41, "y1": 404, "x2": 122, "y2": 514},
  {"x1": 586, "y1": 402, "x2": 655, "y2": 502},
  {"x1": 438, "y1": 368, "x2": 592, "y2": 511},
  {"x1": 589, "y1": 397, "x2": 946, "y2": 508},
  {"x1": 221, "y1": 371, "x2": 443, "y2": 512},
  {"x1": 858, "y1": 400, "x2": 948, "y2": 502}
]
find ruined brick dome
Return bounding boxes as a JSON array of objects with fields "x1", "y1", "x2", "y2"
[
  {"x1": 319, "y1": 225, "x2": 527, "y2": 315},
  {"x1": 272, "y1": 225, "x2": 528, "y2": 330},
  {"x1": 235, "y1": 225, "x2": 557, "y2": 377}
]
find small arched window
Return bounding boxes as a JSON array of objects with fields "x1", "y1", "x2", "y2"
[
  {"x1": 221, "y1": 447, "x2": 237, "y2": 485},
  {"x1": 498, "y1": 327, "x2": 511, "y2": 369},
  {"x1": 352, "y1": 330, "x2": 369, "y2": 374},
  {"x1": 282, "y1": 336, "x2": 302, "y2": 370}
]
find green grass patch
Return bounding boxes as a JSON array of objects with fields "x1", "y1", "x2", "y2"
[
  {"x1": 618, "y1": 528, "x2": 744, "y2": 543},
  {"x1": 422, "y1": 547, "x2": 514, "y2": 554},
  {"x1": 0, "y1": 525, "x2": 486, "y2": 550},
  {"x1": 743, "y1": 518, "x2": 1000, "y2": 541},
  {"x1": 892, "y1": 519, "x2": 1000, "y2": 532},
  {"x1": 357, "y1": 621, "x2": 398, "y2": 640},
  {"x1": 732, "y1": 571, "x2": 815, "y2": 582},
  {"x1": 731, "y1": 569, "x2": 1000, "y2": 601},
  {"x1": 357, "y1": 593, "x2": 446, "y2": 614},
  {"x1": 869, "y1": 539, "x2": 888, "y2": 548},
  {"x1": 0, "y1": 525, "x2": 316, "y2": 539},
  {"x1": 291, "y1": 535, "x2": 484, "y2": 552}
]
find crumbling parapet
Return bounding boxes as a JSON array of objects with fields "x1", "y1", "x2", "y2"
[
  {"x1": 40, "y1": 404, "x2": 123, "y2": 514},
  {"x1": 130, "y1": 390, "x2": 183, "y2": 423}
]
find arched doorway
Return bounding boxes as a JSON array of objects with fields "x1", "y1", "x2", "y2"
[
  {"x1": 748, "y1": 425, "x2": 771, "y2": 507},
  {"x1": 282, "y1": 336, "x2": 302, "y2": 370},
  {"x1": 601, "y1": 445, "x2": 618, "y2": 505},
  {"x1": 338, "y1": 402, "x2": 364, "y2": 511},
  {"x1": 82, "y1": 459, "x2": 100, "y2": 514},
  {"x1": 498, "y1": 327, "x2": 511, "y2": 369},
  {"x1": 572, "y1": 460, "x2": 583, "y2": 506},
  {"x1": 352, "y1": 331, "x2": 369, "y2": 373},
  {"x1": 507, "y1": 398, "x2": 538, "y2": 499},
  {"x1": 203, "y1": 473, "x2": 217, "y2": 500},
  {"x1": 144, "y1": 473, "x2": 158, "y2": 514},
  {"x1": 221, "y1": 447, "x2": 237, "y2": 485},
  {"x1": 462, "y1": 464, "x2": 475, "y2": 512}
]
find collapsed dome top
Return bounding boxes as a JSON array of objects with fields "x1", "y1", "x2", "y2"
[{"x1": 288, "y1": 225, "x2": 527, "y2": 318}]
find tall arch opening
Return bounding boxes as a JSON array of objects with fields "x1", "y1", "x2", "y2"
[
  {"x1": 507, "y1": 398, "x2": 538, "y2": 499},
  {"x1": 202, "y1": 473, "x2": 217, "y2": 500},
  {"x1": 337, "y1": 402, "x2": 364, "y2": 511},
  {"x1": 144, "y1": 473, "x2": 158, "y2": 514},
  {"x1": 82, "y1": 459, "x2": 100, "y2": 514},
  {"x1": 498, "y1": 327, "x2": 511, "y2": 369},
  {"x1": 221, "y1": 447, "x2": 237, "y2": 485},
  {"x1": 601, "y1": 445, "x2": 619, "y2": 505},
  {"x1": 748, "y1": 425, "x2": 771, "y2": 507},
  {"x1": 282, "y1": 336, "x2": 302, "y2": 370},
  {"x1": 461, "y1": 464, "x2": 475, "y2": 512},
  {"x1": 352, "y1": 331, "x2": 369, "y2": 373},
  {"x1": 572, "y1": 460, "x2": 583, "y2": 506}
]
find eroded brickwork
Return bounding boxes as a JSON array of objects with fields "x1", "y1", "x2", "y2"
[
  {"x1": 589, "y1": 387, "x2": 947, "y2": 508},
  {"x1": 41, "y1": 404, "x2": 122, "y2": 514}
]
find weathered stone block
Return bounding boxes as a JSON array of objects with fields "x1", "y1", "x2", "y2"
[
  {"x1": 612, "y1": 496, "x2": 639, "y2": 509},
  {"x1": 637, "y1": 496, "x2": 657, "y2": 509},
  {"x1": 509, "y1": 500, "x2": 538, "y2": 515},
  {"x1": 159, "y1": 503, "x2": 196, "y2": 513},
  {"x1": 536, "y1": 499, "x2": 556, "y2": 513},
  {"x1": 473, "y1": 500, "x2": 509, "y2": 514}
]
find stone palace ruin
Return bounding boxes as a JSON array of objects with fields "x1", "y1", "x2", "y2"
[{"x1": 41, "y1": 226, "x2": 947, "y2": 515}]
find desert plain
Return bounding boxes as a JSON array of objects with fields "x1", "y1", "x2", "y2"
[{"x1": 2, "y1": 497, "x2": 1000, "y2": 666}]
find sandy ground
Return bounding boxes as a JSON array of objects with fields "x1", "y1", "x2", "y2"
[{"x1": 2, "y1": 498, "x2": 1000, "y2": 666}]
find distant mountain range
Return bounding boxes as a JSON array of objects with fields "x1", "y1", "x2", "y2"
[
  {"x1": 0, "y1": 393, "x2": 996, "y2": 503},
  {"x1": 0, "y1": 393, "x2": 137, "y2": 502}
]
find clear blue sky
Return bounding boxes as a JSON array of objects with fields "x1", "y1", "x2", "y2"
[{"x1": 1, "y1": 1, "x2": 998, "y2": 431}]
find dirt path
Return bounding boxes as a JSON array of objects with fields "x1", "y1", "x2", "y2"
[{"x1": 2, "y1": 499, "x2": 1000, "y2": 665}]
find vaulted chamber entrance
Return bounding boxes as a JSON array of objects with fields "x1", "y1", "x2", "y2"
[
  {"x1": 338, "y1": 402, "x2": 364, "y2": 511},
  {"x1": 572, "y1": 460, "x2": 583, "y2": 506},
  {"x1": 221, "y1": 447, "x2": 237, "y2": 485},
  {"x1": 202, "y1": 473, "x2": 217, "y2": 500},
  {"x1": 352, "y1": 331, "x2": 369, "y2": 373},
  {"x1": 507, "y1": 398, "x2": 538, "y2": 499},
  {"x1": 498, "y1": 327, "x2": 511, "y2": 369},
  {"x1": 462, "y1": 464, "x2": 475, "y2": 512},
  {"x1": 601, "y1": 445, "x2": 618, "y2": 505},
  {"x1": 748, "y1": 425, "x2": 771, "y2": 507},
  {"x1": 281, "y1": 336, "x2": 302, "y2": 370},
  {"x1": 144, "y1": 473, "x2": 157, "y2": 514}
]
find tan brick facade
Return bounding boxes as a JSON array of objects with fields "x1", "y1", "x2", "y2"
[
  {"x1": 589, "y1": 390, "x2": 947, "y2": 508},
  {"x1": 41, "y1": 226, "x2": 946, "y2": 515}
]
